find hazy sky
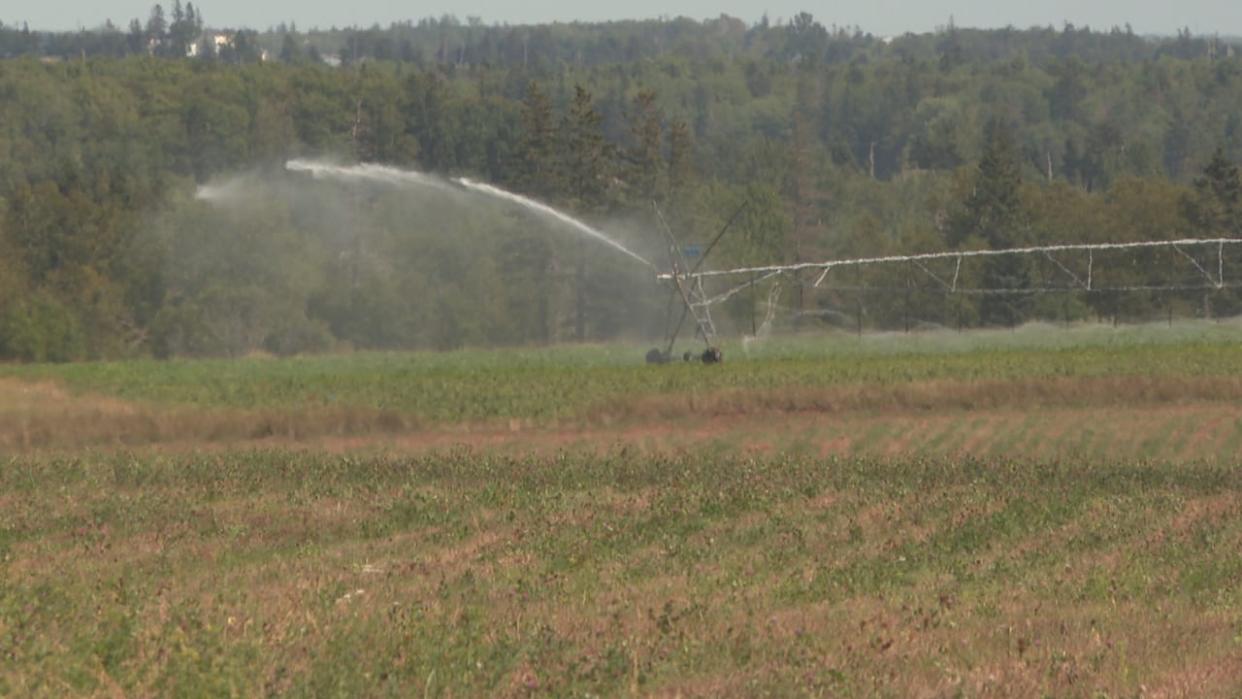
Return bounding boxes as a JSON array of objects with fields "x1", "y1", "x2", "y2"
[{"x1": 11, "y1": 0, "x2": 1242, "y2": 36}]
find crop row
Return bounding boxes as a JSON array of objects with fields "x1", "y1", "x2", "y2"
[{"x1": 3, "y1": 448, "x2": 1241, "y2": 695}]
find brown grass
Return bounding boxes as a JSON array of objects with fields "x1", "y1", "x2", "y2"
[
  {"x1": 0, "y1": 378, "x2": 421, "y2": 451},
  {"x1": 7, "y1": 377, "x2": 1242, "y2": 466}
]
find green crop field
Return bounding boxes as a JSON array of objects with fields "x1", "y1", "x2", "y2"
[
  {"x1": 5, "y1": 321, "x2": 1242, "y2": 425},
  {"x1": 5, "y1": 321, "x2": 1242, "y2": 696},
  {"x1": 3, "y1": 449, "x2": 1242, "y2": 696}
]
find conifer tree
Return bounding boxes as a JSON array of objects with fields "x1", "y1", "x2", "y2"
[
  {"x1": 561, "y1": 85, "x2": 609, "y2": 210},
  {"x1": 1184, "y1": 148, "x2": 1242, "y2": 237},
  {"x1": 513, "y1": 81, "x2": 558, "y2": 198},
  {"x1": 557, "y1": 85, "x2": 611, "y2": 341},
  {"x1": 625, "y1": 89, "x2": 664, "y2": 205},
  {"x1": 950, "y1": 118, "x2": 1026, "y2": 249},
  {"x1": 950, "y1": 118, "x2": 1032, "y2": 325},
  {"x1": 666, "y1": 119, "x2": 694, "y2": 197},
  {"x1": 145, "y1": 4, "x2": 167, "y2": 54}
]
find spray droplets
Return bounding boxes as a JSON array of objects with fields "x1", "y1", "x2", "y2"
[
  {"x1": 284, "y1": 159, "x2": 459, "y2": 195},
  {"x1": 453, "y1": 177, "x2": 656, "y2": 269},
  {"x1": 194, "y1": 179, "x2": 247, "y2": 203},
  {"x1": 224, "y1": 159, "x2": 660, "y2": 270},
  {"x1": 199, "y1": 159, "x2": 657, "y2": 269}
]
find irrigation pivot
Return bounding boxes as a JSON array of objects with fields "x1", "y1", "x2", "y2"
[
  {"x1": 647, "y1": 202, "x2": 748, "y2": 365},
  {"x1": 670, "y1": 238, "x2": 1242, "y2": 290},
  {"x1": 664, "y1": 237, "x2": 1242, "y2": 318},
  {"x1": 263, "y1": 163, "x2": 1242, "y2": 362}
]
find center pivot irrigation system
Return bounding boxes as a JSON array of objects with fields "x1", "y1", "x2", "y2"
[
  {"x1": 646, "y1": 203, "x2": 749, "y2": 365},
  {"x1": 649, "y1": 227, "x2": 1242, "y2": 365}
]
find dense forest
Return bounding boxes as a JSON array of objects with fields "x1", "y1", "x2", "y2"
[{"x1": 2, "y1": 6, "x2": 1242, "y2": 360}]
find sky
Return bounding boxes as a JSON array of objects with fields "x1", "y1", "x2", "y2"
[{"x1": 10, "y1": 0, "x2": 1242, "y2": 36}]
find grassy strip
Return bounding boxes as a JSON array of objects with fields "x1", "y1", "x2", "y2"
[{"x1": 5, "y1": 338, "x2": 1242, "y2": 424}]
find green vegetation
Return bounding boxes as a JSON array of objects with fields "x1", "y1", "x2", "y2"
[
  {"x1": 5, "y1": 13, "x2": 1242, "y2": 693},
  {"x1": 4, "y1": 321, "x2": 1242, "y2": 694},
  {"x1": 3, "y1": 11, "x2": 1242, "y2": 360},
  {"x1": 4, "y1": 322, "x2": 1242, "y2": 423},
  {"x1": 4, "y1": 448, "x2": 1241, "y2": 696}
]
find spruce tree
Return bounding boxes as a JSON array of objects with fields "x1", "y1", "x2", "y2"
[
  {"x1": 561, "y1": 85, "x2": 608, "y2": 210},
  {"x1": 666, "y1": 119, "x2": 694, "y2": 196},
  {"x1": 513, "y1": 81, "x2": 558, "y2": 198},
  {"x1": 145, "y1": 4, "x2": 167, "y2": 54},
  {"x1": 557, "y1": 86, "x2": 611, "y2": 341},
  {"x1": 951, "y1": 118, "x2": 1026, "y2": 249},
  {"x1": 625, "y1": 89, "x2": 664, "y2": 205},
  {"x1": 1185, "y1": 148, "x2": 1242, "y2": 236},
  {"x1": 950, "y1": 118, "x2": 1032, "y2": 325}
]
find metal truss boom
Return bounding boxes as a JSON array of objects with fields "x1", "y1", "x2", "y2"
[
  {"x1": 661, "y1": 238, "x2": 1242, "y2": 283},
  {"x1": 659, "y1": 237, "x2": 1242, "y2": 309}
]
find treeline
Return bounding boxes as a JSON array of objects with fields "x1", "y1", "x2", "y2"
[
  {"x1": 4, "y1": 7, "x2": 1236, "y2": 68},
  {"x1": 293, "y1": 18, "x2": 1230, "y2": 73},
  {"x1": 1, "y1": 2, "x2": 263, "y2": 63},
  {"x1": 1, "y1": 16, "x2": 1242, "y2": 361}
]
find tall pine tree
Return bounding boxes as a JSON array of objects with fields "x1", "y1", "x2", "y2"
[
  {"x1": 561, "y1": 84, "x2": 609, "y2": 211},
  {"x1": 625, "y1": 89, "x2": 664, "y2": 205},
  {"x1": 950, "y1": 118, "x2": 1033, "y2": 325},
  {"x1": 512, "y1": 81, "x2": 559, "y2": 198},
  {"x1": 1184, "y1": 148, "x2": 1242, "y2": 237},
  {"x1": 559, "y1": 85, "x2": 611, "y2": 341}
]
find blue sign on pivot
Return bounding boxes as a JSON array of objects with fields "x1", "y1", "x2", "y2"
[{"x1": 682, "y1": 244, "x2": 703, "y2": 260}]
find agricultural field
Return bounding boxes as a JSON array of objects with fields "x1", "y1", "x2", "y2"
[{"x1": 4, "y1": 322, "x2": 1242, "y2": 696}]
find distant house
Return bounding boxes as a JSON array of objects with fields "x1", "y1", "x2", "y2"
[
  {"x1": 321, "y1": 53, "x2": 342, "y2": 67},
  {"x1": 182, "y1": 33, "x2": 229, "y2": 58},
  {"x1": 184, "y1": 31, "x2": 276, "y2": 61}
]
